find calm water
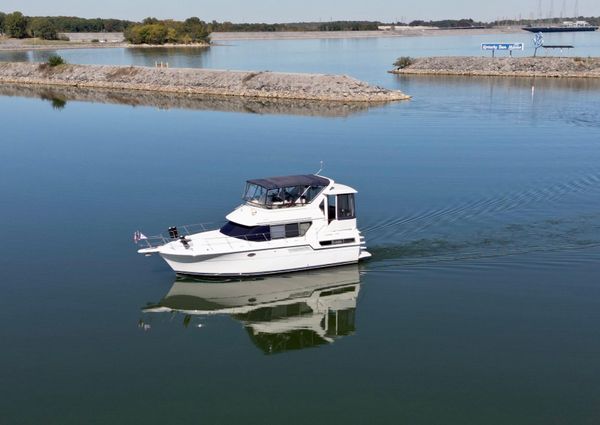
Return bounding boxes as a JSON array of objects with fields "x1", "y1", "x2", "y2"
[{"x1": 1, "y1": 34, "x2": 600, "y2": 424}]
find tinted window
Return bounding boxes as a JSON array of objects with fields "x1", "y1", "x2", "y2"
[
  {"x1": 337, "y1": 194, "x2": 355, "y2": 219},
  {"x1": 285, "y1": 223, "x2": 300, "y2": 238},
  {"x1": 328, "y1": 195, "x2": 336, "y2": 223},
  {"x1": 271, "y1": 222, "x2": 311, "y2": 239},
  {"x1": 299, "y1": 222, "x2": 311, "y2": 236},
  {"x1": 220, "y1": 221, "x2": 270, "y2": 241},
  {"x1": 271, "y1": 225, "x2": 285, "y2": 239}
]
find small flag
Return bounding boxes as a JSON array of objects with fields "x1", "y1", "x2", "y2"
[{"x1": 133, "y1": 231, "x2": 148, "y2": 244}]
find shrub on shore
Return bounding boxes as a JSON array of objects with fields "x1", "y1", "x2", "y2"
[
  {"x1": 394, "y1": 57, "x2": 415, "y2": 69},
  {"x1": 47, "y1": 55, "x2": 66, "y2": 67}
]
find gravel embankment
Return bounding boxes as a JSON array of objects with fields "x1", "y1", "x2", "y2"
[
  {"x1": 0, "y1": 62, "x2": 409, "y2": 102},
  {"x1": 391, "y1": 57, "x2": 600, "y2": 78}
]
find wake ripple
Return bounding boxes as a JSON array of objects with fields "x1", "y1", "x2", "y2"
[{"x1": 364, "y1": 170, "x2": 600, "y2": 243}]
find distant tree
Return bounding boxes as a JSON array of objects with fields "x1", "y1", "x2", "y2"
[
  {"x1": 394, "y1": 56, "x2": 414, "y2": 69},
  {"x1": 142, "y1": 17, "x2": 159, "y2": 25},
  {"x1": 125, "y1": 18, "x2": 210, "y2": 45},
  {"x1": 166, "y1": 27, "x2": 178, "y2": 43},
  {"x1": 185, "y1": 17, "x2": 202, "y2": 26},
  {"x1": 28, "y1": 17, "x2": 58, "y2": 40},
  {"x1": 4, "y1": 11, "x2": 28, "y2": 38}
]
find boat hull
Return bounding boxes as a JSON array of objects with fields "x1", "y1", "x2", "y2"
[{"x1": 160, "y1": 244, "x2": 364, "y2": 276}]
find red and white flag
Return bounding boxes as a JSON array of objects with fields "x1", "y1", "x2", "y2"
[{"x1": 133, "y1": 231, "x2": 148, "y2": 244}]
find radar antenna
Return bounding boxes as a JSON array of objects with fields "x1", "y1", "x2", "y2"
[{"x1": 316, "y1": 160, "x2": 324, "y2": 175}]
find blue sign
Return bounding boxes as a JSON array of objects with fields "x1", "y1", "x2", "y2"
[{"x1": 481, "y1": 43, "x2": 525, "y2": 51}]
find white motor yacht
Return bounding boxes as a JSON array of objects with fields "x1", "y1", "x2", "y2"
[{"x1": 137, "y1": 174, "x2": 371, "y2": 276}]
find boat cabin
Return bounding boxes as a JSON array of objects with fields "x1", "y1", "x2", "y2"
[{"x1": 243, "y1": 174, "x2": 330, "y2": 209}]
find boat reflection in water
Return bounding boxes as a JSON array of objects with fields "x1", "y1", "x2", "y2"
[{"x1": 142, "y1": 265, "x2": 362, "y2": 354}]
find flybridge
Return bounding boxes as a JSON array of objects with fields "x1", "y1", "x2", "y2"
[{"x1": 243, "y1": 174, "x2": 330, "y2": 209}]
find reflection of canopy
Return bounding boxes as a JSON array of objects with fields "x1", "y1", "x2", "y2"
[{"x1": 246, "y1": 174, "x2": 329, "y2": 190}]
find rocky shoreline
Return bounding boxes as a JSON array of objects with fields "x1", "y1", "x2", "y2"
[
  {"x1": 391, "y1": 57, "x2": 600, "y2": 78},
  {"x1": 0, "y1": 62, "x2": 409, "y2": 102}
]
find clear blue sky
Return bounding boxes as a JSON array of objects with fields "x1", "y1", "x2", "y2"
[{"x1": 2, "y1": 0, "x2": 599, "y2": 23}]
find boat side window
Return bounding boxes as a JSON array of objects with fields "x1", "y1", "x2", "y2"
[
  {"x1": 271, "y1": 225, "x2": 285, "y2": 239},
  {"x1": 337, "y1": 194, "x2": 356, "y2": 220},
  {"x1": 220, "y1": 221, "x2": 270, "y2": 241},
  {"x1": 271, "y1": 222, "x2": 312, "y2": 239},
  {"x1": 285, "y1": 223, "x2": 300, "y2": 238},
  {"x1": 305, "y1": 185, "x2": 325, "y2": 203},
  {"x1": 299, "y1": 222, "x2": 311, "y2": 236},
  {"x1": 328, "y1": 195, "x2": 336, "y2": 223}
]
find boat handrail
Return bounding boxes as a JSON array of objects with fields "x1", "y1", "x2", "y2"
[
  {"x1": 137, "y1": 221, "x2": 303, "y2": 252},
  {"x1": 137, "y1": 222, "x2": 222, "y2": 249}
]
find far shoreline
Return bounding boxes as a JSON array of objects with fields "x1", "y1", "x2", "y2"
[
  {"x1": 0, "y1": 39, "x2": 210, "y2": 52},
  {"x1": 0, "y1": 27, "x2": 527, "y2": 52}
]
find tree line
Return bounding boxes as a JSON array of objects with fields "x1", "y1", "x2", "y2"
[
  {"x1": 2, "y1": 10, "x2": 598, "y2": 43},
  {"x1": 0, "y1": 11, "x2": 133, "y2": 39}
]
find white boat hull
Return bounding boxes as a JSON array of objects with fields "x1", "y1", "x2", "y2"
[{"x1": 160, "y1": 244, "x2": 363, "y2": 276}]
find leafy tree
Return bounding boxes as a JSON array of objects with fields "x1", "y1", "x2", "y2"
[
  {"x1": 185, "y1": 17, "x2": 202, "y2": 26},
  {"x1": 28, "y1": 17, "x2": 58, "y2": 40},
  {"x1": 393, "y1": 57, "x2": 414, "y2": 69},
  {"x1": 4, "y1": 11, "x2": 28, "y2": 38},
  {"x1": 145, "y1": 24, "x2": 167, "y2": 44},
  {"x1": 0, "y1": 12, "x2": 6, "y2": 34},
  {"x1": 125, "y1": 18, "x2": 210, "y2": 45}
]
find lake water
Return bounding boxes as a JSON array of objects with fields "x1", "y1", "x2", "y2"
[{"x1": 1, "y1": 33, "x2": 600, "y2": 424}]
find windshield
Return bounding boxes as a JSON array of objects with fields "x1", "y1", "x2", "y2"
[
  {"x1": 243, "y1": 183, "x2": 325, "y2": 208},
  {"x1": 243, "y1": 183, "x2": 268, "y2": 204}
]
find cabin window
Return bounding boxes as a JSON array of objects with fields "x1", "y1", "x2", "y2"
[
  {"x1": 299, "y1": 222, "x2": 311, "y2": 236},
  {"x1": 328, "y1": 195, "x2": 336, "y2": 224},
  {"x1": 271, "y1": 225, "x2": 285, "y2": 239},
  {"x1": 220, "y1": 221, "x2": 270, "y2": 241},
  {"x1": 337, "y1": 194, "x2": 356, "y2": 220},
  {"x1": 271, "y1": 222, "x2": 312, "y2": 239},
  {"x1": 285, "y1": 223, "x2": 300, "y2": 238}
]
